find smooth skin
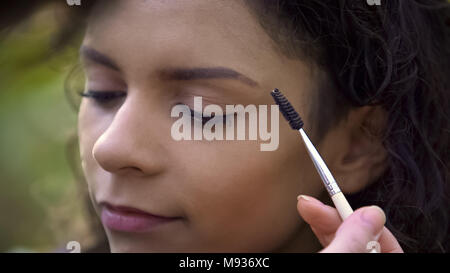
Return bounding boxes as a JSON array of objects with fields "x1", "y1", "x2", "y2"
[{"x1": 78, "y1": 0, "x2": 403, "y2": 252}]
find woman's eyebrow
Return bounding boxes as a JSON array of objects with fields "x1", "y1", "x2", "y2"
[
  {"x1": 158, "y1": 67, "x2": 259, "y2": 88},
  {"x1": 79, "y1": 45, "x2": 260, "y2": 88},
  {"x1": 80, "y1": 45, "x2": 121, "y2": 71}
]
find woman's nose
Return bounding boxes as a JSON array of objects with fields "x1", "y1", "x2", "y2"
[{"x1": 92, "y1": 96, "x2": 166, "y2": 176}]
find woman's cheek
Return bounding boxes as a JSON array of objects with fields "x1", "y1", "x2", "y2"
[{"x1": 179, "y1": 143, "x2": 285, "y2": 236}]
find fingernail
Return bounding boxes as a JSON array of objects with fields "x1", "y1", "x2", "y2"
[
  {"x1": 297, "y1": 195, "x2": 311, "y2": 201},
  {"x1": 361, "y1": 205, "x2": 386, "y2": 227}
]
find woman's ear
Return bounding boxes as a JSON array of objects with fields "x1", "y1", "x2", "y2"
[{"x1": 319, "y1": 106, "x2": 388, "y2": 194}]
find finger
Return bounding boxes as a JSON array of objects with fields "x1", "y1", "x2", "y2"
[
  {"x1": 379, "y1": 226, "x2": 404, "y2": 253},
  {"x1": 297, "y1": 195, "x2": 342, "y2": 247},
  {"x1": 320, "y1": 206, "x2": 386, "y2": 253}
]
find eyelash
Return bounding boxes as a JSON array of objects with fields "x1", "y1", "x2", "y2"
[
  {"x1": 79, "y1": 90, "x2": 126, "y2": 103},
  {"x1": 189, "y1": 109, "x2": 225, "y2": 125},
  {"x1": 80, "y1": 91, "x2": 229, "y2": 124},
  {"x1": 175, "y1": 103, "x2": 230, "y2": 125}
]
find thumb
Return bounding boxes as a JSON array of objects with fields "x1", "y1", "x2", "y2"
[{"x1": 321, "y1": 205, "x2": 386, "y2": 253}]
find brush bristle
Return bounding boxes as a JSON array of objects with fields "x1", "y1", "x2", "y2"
[{"x1": 270, "y1": 88, "x2": 304, "y2": 130}]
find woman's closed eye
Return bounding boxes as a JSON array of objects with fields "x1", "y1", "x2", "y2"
[
  {"x1": 190, "y1": 109, "x2": 223, "y2": 125},
  {"x1": 80, "y1": 91, "x2": 234, "y2": 125},
  {"x1": 175, "y1": 103, "x2": 231, "y2": 125},
  {"x1": 79, "y1": 90, "x2": 126, "y2": 105}
]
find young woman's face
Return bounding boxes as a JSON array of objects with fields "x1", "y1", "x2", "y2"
[{"x1": 78, "y1": 0, "x2": 329, "y2": 252}]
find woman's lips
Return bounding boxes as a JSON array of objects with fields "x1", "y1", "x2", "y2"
[{"x1": 100, "y1": 203, "x2": 180, "y2": 233}]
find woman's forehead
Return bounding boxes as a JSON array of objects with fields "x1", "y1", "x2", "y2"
[
  {"x1": 82, "y1": 0, "x2": 285, "y2": 86},
  {"x1": 87, "y1": 0, "x2": 258, "y2": 36}
]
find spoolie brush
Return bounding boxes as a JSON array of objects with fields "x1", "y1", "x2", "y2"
[{"x1": 270, "y1": 88, "x2": 354, "y2": 220}]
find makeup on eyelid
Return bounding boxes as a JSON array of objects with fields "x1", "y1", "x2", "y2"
[{"x1": 171, "y1": 96, "x2": 280, "y2": 151}]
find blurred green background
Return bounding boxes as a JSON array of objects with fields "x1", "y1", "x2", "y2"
[{"x1": 0, "y1": 6, "x2": 95, "y2": 252}]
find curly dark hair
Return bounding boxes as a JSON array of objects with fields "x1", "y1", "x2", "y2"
[
  {"x1": 245, "y1": 0, "x2": 450, "y2": 252},
  {"x1": 3, "y1": 0, "x2": 449, "y2": 253}
]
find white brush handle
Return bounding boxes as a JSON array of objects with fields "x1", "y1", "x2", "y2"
[
  {"x1": 331, "y1": 192, "x2": 354, "y2": 220},
  {"x1": 299, "y1": 128, "x2": 379, "y2": 253}
]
